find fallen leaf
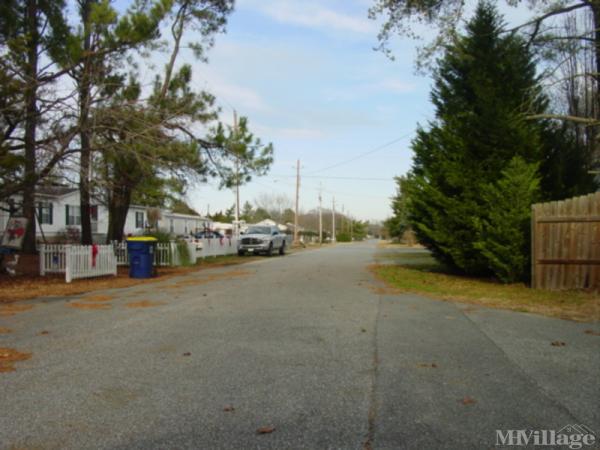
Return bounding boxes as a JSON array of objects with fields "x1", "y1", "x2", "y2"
[
  {"x1": 417, "y1": 363, "x2": 438, "y2": 368},
  {"x1": 256, "y1": 426, "x2": 275, "y2": 434},
  {"x1": 584, "y1": 330, "x2": 600, "y2": 336},
  {"x1": 182, "y1": 352, "x2": 191, "y2": 356},
  {"x1": 551, "y1": 341, "x2": 566, "y2": 347},
  {"x1": 361, "y1": 328, "x2": 367, "y2": 333},
  {"x1": 38, "y1": 330, "x2": 50, "y2": 335},
  {"x1": 461, "y1": 396, "x2": 476, "y2": 405},
  {"x1": 223, "y1": 405, "x2": 235, "y2": 412},
  {"x1": 0, "y1": 327, "x2": 12, "y2": 334}
]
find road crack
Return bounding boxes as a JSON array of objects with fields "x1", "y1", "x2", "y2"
[{"x1": 363, "y1": 294, "x2": 382, "y2": 450}]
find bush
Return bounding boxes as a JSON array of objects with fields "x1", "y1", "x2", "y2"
[
  {"x1": 175, "y1": 240, "x2": 192, "y2": 266},
  {"x1": 336, "y1": 232, "x2": 351, "y2": 242},
  {"x1": 474, "y1": 157, "x2": 540, "y2": 283},
  {"x1": 143, "y1": 229, "x2": 172, "y2": 243}
]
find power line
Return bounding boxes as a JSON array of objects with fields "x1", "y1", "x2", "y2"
[
  {"x1": 271, "y1": 175, "x2": 395, "y2": 181},
  {"x1": 307, "y1": 132, "x2": 412, "y2": 175}
]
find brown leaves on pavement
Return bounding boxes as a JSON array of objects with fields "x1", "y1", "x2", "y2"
[
  {"x1": 125, "y1": 300, "x2": 165, "y2": 308},
  {"x1": 223, "y1": 405, "x2": 235, "y2": 412},
  {"x1": 417, "y1": 363, "x2": 438, "y2": 368},
  {"x1": 461, "y1": 396, "x2": 477, "y2": 405},
  {"x1": 0, "y1": 303, "x2": 33, "y2": 317},
  {"x1": 0, "y1": 327, "x2": 12, "y2": 334},
  {"x1": 256, "y1": 426, "x2": 275, "y2": 435},
  {"x1": 584, "y1": 329, "x2": 600, "y2": 336},
  {"x1": 551, "y1": 341, "x2": 566, "y2": 347},
  {"x1": 0, "y1": 347, "x2": 32, "y2": 373},
  {"x1": 68, "y1": 302, "x2": 112, "y2": 310}
]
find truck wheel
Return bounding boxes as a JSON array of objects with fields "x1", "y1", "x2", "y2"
[
  {"x1": 279, "y1": 242, "x2": 285, "y2": 255},
  {"x1": 266, "y1": 243, "x2": 273, "y2": 257},
  {"x1": 238, "y1": 250, "x2": 245, "y2": 256}
]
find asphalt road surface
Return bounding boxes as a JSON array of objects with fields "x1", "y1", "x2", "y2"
[{"x1": 1, "y1": 242, "x2": 599, "y2": 449}]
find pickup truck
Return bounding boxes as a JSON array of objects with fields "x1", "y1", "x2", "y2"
[{"x1": 238, "y1": 225, "x2": 286, "y2": 256}]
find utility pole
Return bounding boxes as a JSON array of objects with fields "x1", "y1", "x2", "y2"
[
  {"x1": 294, "y1": 159, "x2": 300, "y2": 244},
  {"x1": 332, "y1": 197, "x2": 336, "y2": 242},
  {"x1": 318, "y1": 184, "x2": 323, "y2": 245},
  {"x1": 350, "y1": 214, "x2": 353, "y2": 241},
  {"x1": 233, "y1": 110, "x2": 240, "y2": 236}
]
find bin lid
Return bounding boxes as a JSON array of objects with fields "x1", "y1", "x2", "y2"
[{"x1": 126, "y1": 236, "x2": 158, "y2": 242}]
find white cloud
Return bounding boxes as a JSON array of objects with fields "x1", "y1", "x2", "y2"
[
  {"x1": 240, "y1": 0, "x2": 375, "y2": 34},
  {"x1": 193, "y1": 69, "x2": 271, "y2": 113}
]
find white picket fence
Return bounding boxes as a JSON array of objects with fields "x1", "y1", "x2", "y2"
[
  {"x1": 40, "y1": 238, "x2": 243, "y2": 283},
  {"x1": 39, "y1": 244, "x2": 117, "y2": 283},
  {"x1": 112, "y1": 238, "x2": 240, "y2": 266},
  {"x1": 112, "y1": 241, "x2": 180, "y2": 267}
]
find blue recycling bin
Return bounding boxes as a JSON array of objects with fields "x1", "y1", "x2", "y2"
[{"x1": 127, "y1": 237, "x2": 157, "y2": 278}]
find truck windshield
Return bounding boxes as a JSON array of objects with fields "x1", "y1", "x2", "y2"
[{"x1": 246, "y1": 226, "x2": 271, "y2": 235}]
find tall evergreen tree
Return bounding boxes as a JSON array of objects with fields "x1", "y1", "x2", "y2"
[{"x1": 404, "y1": 1, "x2": 546, "y2": 279}]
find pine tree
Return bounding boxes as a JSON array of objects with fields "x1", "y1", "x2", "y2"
[{"x1": 405, "y1": 1, "x2": 546, "y2": 279}]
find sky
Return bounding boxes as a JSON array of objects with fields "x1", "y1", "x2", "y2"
[
  {"x1": 144, "y1": 0, "x2": 533, "y2": 222},
  {"x1": 173, "y1": 0, "x2": 432, "y2": 222}
]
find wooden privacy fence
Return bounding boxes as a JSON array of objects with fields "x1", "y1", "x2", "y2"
[{"x1": 531, "y1": 192, "x2": 600, "y2": 290}]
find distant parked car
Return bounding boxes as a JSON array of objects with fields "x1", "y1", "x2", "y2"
[
  {"x1": 238, "y1": 226, "x2": 286, "y2": 256},
  {"x1": 194, "y1": 230, "x2": 224, "y2": 239}
]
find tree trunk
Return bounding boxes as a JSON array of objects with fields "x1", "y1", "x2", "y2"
[
  {"x1": 79, "y1": 0, "x2": 93, "y2": 245},
  {"x1": 106, "y1": 185, "x2": 132, "y2": 243},
  {"x1": 591, "y1": 0, "x2": 600, "y2": 165},
  {"x1": 22, "y1": 0, "x2": 39, "y2": 254}
]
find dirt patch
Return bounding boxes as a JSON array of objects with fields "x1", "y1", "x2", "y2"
[
  {"x1": 0, "y1": 347, "x2": 32, "y2": 373},
  {"x1": 68, "y1": 302, "x2": 112, "y2": 311},
  {"x1": 125, "y1": 300, "x2": 166, "y2": 308},
  {"x1": 81, "y1": 294, "x2": 114, "y2": 302},
  {"x1": 1, "y1": 257, "x2": 257, "y2": 304},
  {"x1": 0, "y1": 304, "x2": 34, "y2": 317},
  {"x1": 0, "y1": 327, "x2": 12, "y2": 334}
]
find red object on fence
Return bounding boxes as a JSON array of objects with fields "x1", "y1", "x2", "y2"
[{"x1": 91, "y1": 244, "x2": 98, "y2": 267}]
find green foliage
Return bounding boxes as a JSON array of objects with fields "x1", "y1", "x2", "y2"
[
  {"x1": 539, "y1": 123, "x2": 597, "y2": 200},
  {"x1": 144, "y1": 229, "x2": 172, "y2": 243},
  {"x1": 175, "y1": 240, "x2": 192, "y2": 266},
  {"x1": 473, "y1": 157, "x2": 540, "y2": 283},
  {"x1": 209, "y1": 205, "x2": 235, "y2": 223},
  {"x1": 336, "y1": 231, "x2": 352, "y2": 242},
  {"x1": 351, "y1": 220, "x2": 369, "y2": 240},
  {"x1": 404, "y1": 2, "x2": 547, "y2": 281},
  {"x1": 385, "y1": 176, "x2": 410, "y2": 239}
]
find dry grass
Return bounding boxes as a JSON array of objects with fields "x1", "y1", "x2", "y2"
[
  {"x1": 0, "y1": 347, "x2": 32, "y2": 373},
  {"x1": 370, "y1": 263, "x2": 600, "y2": 322},
  {"x1": 0, "y1": 255, "x2": 260, "y2": 305}
]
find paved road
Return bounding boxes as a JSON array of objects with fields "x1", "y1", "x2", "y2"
[{"x1": 1, "y1": 242, "x2": 599, "y2": 449}]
